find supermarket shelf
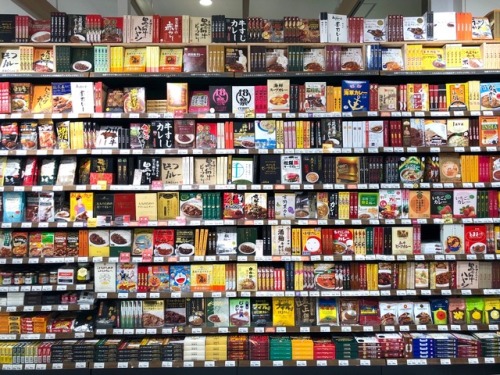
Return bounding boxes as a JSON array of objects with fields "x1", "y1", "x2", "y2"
[
  {"x1": 0, "y1": 332, "x2": 93, "y2": 340},
  {"x1": 1, "y1": 217, "x2": 499, "y2": 229},
  {"x1": 0, "y1": 253, "x2": 496, "y2": 265},
  {"x1": 0, "y1": 145, "x2": 499, "y2": 157},
  {"x1": 0, "y1": 284, "x2": 93, "y2": 292},
  {"x1": 94, "y1": 323, "x2": 499, "y2": 336},
  {"x1": 94, "y1": 289, "x2": 500, "y2": 299},
  {"x1": 0, "y1": 181, "x2": 499, "y2": 193},
  {"x1": 0, "y1": 303, "x2": 93, "y2": 312},
  {"x1": 0, "y1": 357, "x2": 497, "y2": 370}
]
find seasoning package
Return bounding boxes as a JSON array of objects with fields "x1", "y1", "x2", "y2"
[
  {"x1": 484, "y1": 297, "x2": 500, "y2": 324},
  {"x1": 414, "y1": 262, "x2": 429, "y2": 288},
  {"x1": 397, "y1": 301, "x2": 414, "y2": 325},
  {"x1": 414, "y1": 302, "x2": 433, "y2": 325},
  {"x1": 466, "y1": 297, "x2": 485, "y2": 324},
  {"x1": 339, "y1": 299, "x2": 360, "y2": 325},
  {"x1": 358, "y1": 298, "x2": 380, "y2": 326},
  {"x1": 379, "y1": 301, "x2": 397, "y2": 325},
  {"x1": 448, "y1": 298, "x2": 467, "y2": 324},
  {"x1": 430, "y1": 298, "x2": 449, "y2": 325}
]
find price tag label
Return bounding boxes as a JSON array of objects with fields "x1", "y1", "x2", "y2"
[
  {"x1": 204, "y1": 361, "x2": 215, "y2": 367},
  {"x1": 251, "y1": 361, "x2": 261, "y2": 367},
  {"x1": 300, "y1": 326, "x2": 310, "y2": 333},
  {"x1": 387, "y1": 360, "x2": 398, "y2": 366},
  {"x1": 438, "y1": 325, "x2": 449, "y2": 331},
  {"x1": 316, "y1": 360, "x2": 327, "y2": 367},
  {"x1": 341, "y1": 326, "x2": 352, "y2": 332},
  {"x1": 138, "y1": 362, "x2": 150, "y2": 368},
  {"x1": 484, "y1": 357, "x2": 495, "y2": 364},
  {"x1": 468, "y1": 358, "x2": 479, "y2": 364},
  {"x1": 225, "y1": 361, "x2": 236, "y2": 367},
  {"x1": 384, "y1": 326, "x2": 395, "y2": 332},
  {"x1": 338, "y1": 360, "x2": 349, "y2": 366},
  {"x1": 297, "y1": 361, "x2": 307, "y2": 367},
  {"x1": 75, "y1": 362, "x2": 86, "y2": 368},
  {"x1": 320, "y1": 326, "x2": 331, "y2": 332},
  {"x1": 93, "y1": 363, "x2": 104, "y2": 369},
  {"x1": 273, "y1": 361, "x2": 283, "y2": 367},
  {"x1": 183, "y1": 362, "x2": 194, "y2": 368},
  {"x1": 118, "y1": 362, "x2": 129, "y2": 368},
  {"x1": 276, "y1": 326, "x2": 287, "y2": 333},
  {"x1": 360, "y1": 360, "x2": 371, "y2": 366},
  {"x1": 440, "y1": 359, "x2": 451, "y2": 365}
]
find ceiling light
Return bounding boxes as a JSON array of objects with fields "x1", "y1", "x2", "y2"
[{"x1": 200, "y1": 0, "x2": 212, "y2": 5}]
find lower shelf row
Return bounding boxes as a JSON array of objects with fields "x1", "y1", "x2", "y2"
[
  {"x1": 1, "y1": 357, "x2": 498, "y2": 370},
  {"x1": 1, "y1": 332, "x2": 498, "y2": 364}
]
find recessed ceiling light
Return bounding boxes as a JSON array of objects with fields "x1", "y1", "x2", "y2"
[{"x1": 200, "y1": 0, "x2": 212, "y2": 5}]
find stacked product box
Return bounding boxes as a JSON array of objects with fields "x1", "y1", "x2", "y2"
[
  {"x1": 291, "y1": 337, "x2": 314, "y2": 360},
  {"x1": 249, "y1": 335, "x2": 268, "y2": 360},
  {"x1": 184, "y1": 336, "x2": 206, "y2": 361},
  {"x1": 333, "y1": 336, "x2": 358, "y2": 359},
  {"x1": 227, "y1": 335, "x2": 248, "y2": 361},
  {"x1": 270, "y1": 336, "x2": 292, "y2": 360},
  {"x1": 313, "y1": 338, "x2": 336, "y2": 360}
]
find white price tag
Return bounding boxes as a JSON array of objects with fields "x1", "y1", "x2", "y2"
[
  {"x1": 138, "y1": 362, "x2": 150, "y2": 368},
  {"x1": 204, "y1": 361, "x2": 215, "y2": 367},
  {"x1": 360, "y1": 360, "x2": 371, "y2": 366},
  {"x1": 118, "y1": 362, "x2": 129, "y2": 368},
  {"x1": 251, "y1": 361, "x2": 261, "y2": 367},
  {"x1": 316, "y1": 360, "x2": 327, "y2": 366},
  {"x1": 387, "y1": 360, "x2": 398, "y2": 366}
]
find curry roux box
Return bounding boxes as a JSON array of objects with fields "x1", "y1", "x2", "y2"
[
  {"x1": 251, "y1": 298, "x2": 272, "y2": 326},
  {"x1": 229, "y1": 298, "x2": 251, "y2": 327},
  {"x1": 135, "y1": 193, "x2": 158, "y2": 221},
  {"x1": 272, "y1": 297, "x2": 295, "y2": 326},
  {"x1": 109, "y1": 229, "x2": 132, "y2": 257},
  {"x1": 464, "y1": 225, "x2": 487, "y2": 254},
  {"x1": 205, "y1": 298, "x2": 230, "y2": 327},
  {"x1": 157, "y1": 192, "x2": 179, "y2": 220},
  {"x1": 294, "y1": 296, "x2": 317, "y2": 326},
  {"x1": 186, "y1": 298, "x2": 205, "y2": 327}
]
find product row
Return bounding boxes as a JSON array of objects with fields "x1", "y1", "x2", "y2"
[
  {"x1": 2, "y1": 187, "x2": 496, "y2": 223},
  {"x1": 0, "y1": 291, "x2": 94, "y2": 308},
  {"x1": 5, "y1": 11, "x2": 495, "y2": 45},
  {"x1": 0, "y1": 221, "x2": 496, "y2": 258},
  {"x1": 1, "y1": 332, "x2": 499, "y2": 365},
  {"x1": 95, "y1": 297, "x2": 500, "y2": 329},
  {"x1": 3, "y1": 153, "x2": 500, "y2": 189},
  {"x1": 0, "y1": 311, "x2": 94, "y2": 336},
  {"x1": 93, "y1": 261, "x2": 500, "y2": 293},
  {"x1": 4, "y1": 80, "x2": 500, "y2": 117}
]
